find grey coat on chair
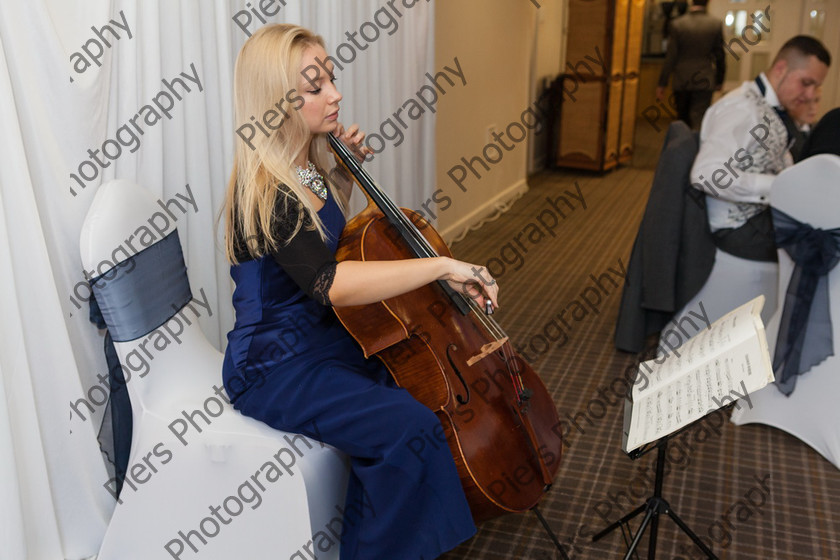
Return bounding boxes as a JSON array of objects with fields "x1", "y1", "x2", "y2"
[{"x1": 614, "y1": 121, "x2": 716, "y2": 353}]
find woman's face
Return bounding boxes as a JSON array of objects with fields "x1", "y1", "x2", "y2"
[{"x1": 297, "y1": 45, "x2": 342, "y2": 135}]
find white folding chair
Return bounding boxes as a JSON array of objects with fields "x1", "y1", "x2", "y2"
[{"x1": 82, "y1": 179, "x2": 348, "y2": 559}]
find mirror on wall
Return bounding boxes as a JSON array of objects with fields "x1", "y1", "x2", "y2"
[{"x1": 807, "y1": 7, "x2": 826, "y2": 39}]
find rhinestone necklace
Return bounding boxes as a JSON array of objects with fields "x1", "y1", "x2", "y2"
[{"x1": 295, "y1": 161, "x2": 327, "y2": 201}]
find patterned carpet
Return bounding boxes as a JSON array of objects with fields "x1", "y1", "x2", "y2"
[{"x1": 438, "y1": 134, "x2": 840, "y2": 559}]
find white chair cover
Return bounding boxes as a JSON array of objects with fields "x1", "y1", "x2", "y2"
[
  {"x1": 661, "y1": 248, "x2": 778, "y2": 348},
  {"x1": 81, "y1": 179, "x2": 348, "y2": 559},
  {"x1": 731, "y1": 154, "x2": 840, "y2": 470}
]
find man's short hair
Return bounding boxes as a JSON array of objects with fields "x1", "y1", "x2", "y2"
[
  {"x1": 692, "y1": 0, "x2": 709, "y2": 7},
  {"x1": 774, "y1": 35, "x2": 832, "y2": 68}
]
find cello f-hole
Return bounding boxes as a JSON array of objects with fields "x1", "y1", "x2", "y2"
[{"x1": 446, "y1": 344, "x2": 471, "y2": 405}]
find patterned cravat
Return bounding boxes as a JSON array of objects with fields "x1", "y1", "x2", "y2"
[{"x1": 755, "y1": 76, "x2": 806, "y2": 161}]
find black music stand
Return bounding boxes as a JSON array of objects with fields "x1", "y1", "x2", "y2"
[
  {"x1": 591, "y1": 399, "x2": 722, "y2": 560},
  {"x1": 532, "y1": 506, "x2": 571, "y2": 560}
]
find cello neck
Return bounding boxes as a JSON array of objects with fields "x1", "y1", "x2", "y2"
[
  {"x1": 327, "y1": 132, "x2": 495, "y2": 321},
  {"x1": 327, "y1": 133, "x2": 436, "y2": 260}
]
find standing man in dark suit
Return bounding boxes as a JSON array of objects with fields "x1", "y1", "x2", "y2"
[{"x1": 656, "y1": 0, "x2": 726, "y2": 130}]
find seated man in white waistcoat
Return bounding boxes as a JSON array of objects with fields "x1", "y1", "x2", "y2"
[{"x1": 691, "y1": 35, "x2": 831, "y2": 261}]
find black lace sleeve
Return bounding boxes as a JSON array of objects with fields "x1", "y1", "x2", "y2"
[
  {"x1": 270, "y1": 225, "x2": 338, "y2": 306},
  {"x1": 232, "y1": 185, "x2": 338, "y2": 305},
  {"x1": 269, "y1": 194, "x2": 338, "y2": 306}
]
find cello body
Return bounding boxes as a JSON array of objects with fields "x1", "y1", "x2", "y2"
[{"x1": 333, "y1": 200, "x2": 564, "y2": 522}]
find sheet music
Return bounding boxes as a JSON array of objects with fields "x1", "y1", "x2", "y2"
[{"x1": 623, "y1": 297, "x2": 774, "y2": 452}]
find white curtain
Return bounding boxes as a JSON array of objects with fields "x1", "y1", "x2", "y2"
[{"x1": 0, "y1": 1, "x2": 435, "y2": 558}]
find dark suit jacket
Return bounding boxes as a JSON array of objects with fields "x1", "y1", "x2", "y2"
[
  {"x1": 614, "y1": 122, "x2": 716, "y2": 353},
  {"x1": 804, "y1": 108, "x2": 840, "y2": 158},
  {"x1": 659, "y1": 10, "x2": 726, "y2": 91}
]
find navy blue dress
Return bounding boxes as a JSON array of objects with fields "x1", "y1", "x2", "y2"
[{"x1": 222, "y1": 190, "x2": 476, "y2": 559}]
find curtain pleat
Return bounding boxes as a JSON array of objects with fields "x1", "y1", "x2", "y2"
[{"x1": 0, "y1": 0, "x2": 116, "y2": 558}]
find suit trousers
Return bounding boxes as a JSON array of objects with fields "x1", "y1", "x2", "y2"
[{"x1": 674, "y1": 90, "x2": 714, "y2": 130}]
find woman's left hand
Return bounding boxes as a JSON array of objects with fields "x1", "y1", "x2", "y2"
[{"x1": 334, "y1": 122, "x2": 373, "y2": 162}]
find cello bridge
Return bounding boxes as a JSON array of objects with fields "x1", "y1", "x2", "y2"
[{"x1": 465, "y1": 337, "x2": 509, "y2": 367}]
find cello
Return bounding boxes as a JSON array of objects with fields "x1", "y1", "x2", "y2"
[{"x1": 328, "y1": 133, "x2": 564, "y2": 523}]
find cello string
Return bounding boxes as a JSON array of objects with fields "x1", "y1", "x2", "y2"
[
  {"x1": 333, "y1": 135, "x2": 435, "y2": 258},
  {"x1": 498, "y1": 340, "x2": 527, "y2": 405},
  {"x1": 329, "y1": 136, "x2": 556, "y2": 497},
  {"x1": 329, "y1": 134, "x2": 437, "y2": 259},
  {"x1": 329, "y1": 134, "x2": 513, "y2": 347},
  {"x1": 464, "y1": 294, "x2": 508, "y2": 343},
  {"x1": 328, "y1": 137, "x2": 506, "y2": 340},
  {"x1": 460, "y1": 292, "x2": 527, "y2": 397}
]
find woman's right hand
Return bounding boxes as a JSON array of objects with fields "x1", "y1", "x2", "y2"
[{"x1": 440, "y1": 257, "x2": 500, "y2": 311}]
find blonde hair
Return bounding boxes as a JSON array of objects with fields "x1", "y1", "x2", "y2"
[{"x1": 223, "y1": 24, "x2": 343, "y2": 264}]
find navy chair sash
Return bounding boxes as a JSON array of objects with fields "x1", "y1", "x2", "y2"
[
  {"x1": 771, "y1": 208, "x2": 840, "y2": 395},
  {"x1": 87, "y1": 230, "x2": 192, "y2": 496}
]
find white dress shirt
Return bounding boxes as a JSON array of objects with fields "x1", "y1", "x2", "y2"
[{"x1": 691, "y1": 73, "x2": 792, "y2": 231}]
